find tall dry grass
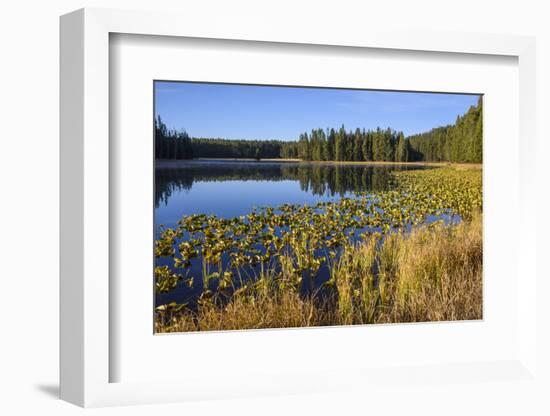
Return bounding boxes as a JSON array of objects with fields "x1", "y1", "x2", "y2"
[
  {"x1": 375, "y1": 212, "x2": 482, "y2": 323},
  {"x1": 156, "y1": 212, "x2": 482, "y2": 333}
]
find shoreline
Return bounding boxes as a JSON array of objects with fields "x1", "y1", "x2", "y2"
[{"x1": 156, "y1": 158, "x2": 482, "y2": 169}]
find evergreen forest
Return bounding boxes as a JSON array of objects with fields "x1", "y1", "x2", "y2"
[{"x1": 154, "y1": 97, "x2": 482, "y2": 163}]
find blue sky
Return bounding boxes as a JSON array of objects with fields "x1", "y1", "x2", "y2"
[{"x1": 155, "y1": 81, "x2": 480, "y2": 140}]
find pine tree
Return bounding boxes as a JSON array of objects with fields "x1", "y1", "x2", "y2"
[
  {"x1": 297, "y1": 133, "x2": 310, "y2": 160},
  {"x1": 344, "y1": 130, "x2": 353, "y2": 161},
  {"x1": 312, "y1": 129, "x2": 323, "y2": 161},
  {"x1": 362, "y1": 130, "x2": 372, "y2": 161},
  {"x1": 322, "y1": 129, "x2": 331, "y2": 161},
  {"x1": 406, "y1": 98, "x2": 482, "y2": 163},
  {"x1": 327, "y1": 128, "x2": 336, "y2": 161},
  {"x1": 383, "y1": 128, "x2": 394, "y2": 161},
  {"x1": 471, "y1": 97, "x2": 483, "y2": 163},
  {"x1": 335, "y1": 125, "x2": 346, "y2": 161},
  {"x1": 353, "y1": 128, "x2": 363, "y2": 161},
  {"x1": 371, "y1": 128, "x2": 380, "y2": 161},
  {"x1": 395, "y1": 132, "x2": 408, "y2": 162}
]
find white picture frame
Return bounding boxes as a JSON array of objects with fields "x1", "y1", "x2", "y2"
[{"x1": 60, "y1": 7, "x2": 538, "y2": 408}]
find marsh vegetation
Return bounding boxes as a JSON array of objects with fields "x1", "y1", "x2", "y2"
[{"x1": 154, "y1": 165, "x2": 482, "y2": 332}]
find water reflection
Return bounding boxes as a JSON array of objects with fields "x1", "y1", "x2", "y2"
[{"x1": 155, "y1": 161, "x2": 423, "y2": 209}]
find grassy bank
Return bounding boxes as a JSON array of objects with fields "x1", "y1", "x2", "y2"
[{"x1": 155, "y1": 166, "x2": 483, "y2": 332}]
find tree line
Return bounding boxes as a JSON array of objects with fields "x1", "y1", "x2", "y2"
[
  {"x1": 192, "y1": 138, "x2": 282, "y2": 159},
  {"x1": 407, "y1": 97, "x2": 482, "y2": 163},
  {"x1": 155, "y1": 98, "x2": 482, "y2": 163},
  {"x1": 154, "y1": 115, "x2": 194, "y2": 159},
  {"x1": 280, "y1": 126, "x2": 409, "y2": 162},
  {"x1": 155, "y1": 116, "x2": 281, "y2": 160}
]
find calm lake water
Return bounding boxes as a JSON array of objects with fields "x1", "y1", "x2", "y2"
[{"x1": 155, "y1": 160, "x2": 430, "y2": 306}]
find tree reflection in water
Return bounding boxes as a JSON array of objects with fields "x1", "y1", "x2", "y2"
[{"x1": 155, "y1": 161, "x2": 424, "y2": 208}]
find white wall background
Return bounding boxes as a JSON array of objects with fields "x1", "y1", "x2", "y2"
[{"x1": 0, "y1": 1, "x2": 548, "y2": 414}]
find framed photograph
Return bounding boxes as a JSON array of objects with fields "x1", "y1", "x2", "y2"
[
  {"x1": 151, "y1": 81, "x2": 484, "y2": 334},
  {"x1": 60, "y1": 8, "x2": 538, "y2": 408}
]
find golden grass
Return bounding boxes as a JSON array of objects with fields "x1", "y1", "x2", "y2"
[
  {"x1": 156, "y1": 212, "x2": 482, "y2": 333},
  {"x1": 376, "y1": 211, "x2": 482, "y2": 323},
  {"x1": 158, "y1": 290, "x2": 324, "y2": 332}
]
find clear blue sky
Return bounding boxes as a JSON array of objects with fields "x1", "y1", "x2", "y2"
[{"x1": 155, "y1": 81, "x2": 480, "y2": 140}]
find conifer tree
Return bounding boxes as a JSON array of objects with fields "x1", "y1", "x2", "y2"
[
  {"x1": 353, "y1": 128, "x2": 363, "y2": 161},
  {"x1": 395, "y1": 132, "x2": 408, "y2": 162},
  {"x1": 406, "y1": 98, "x2": 482, "y2": 163},
  {"x1": 362, "y1": 130, "x2": 372, "y2": 161},
  {"x1": 335, "y1": 125, "x2": 346, "y2": 161}
]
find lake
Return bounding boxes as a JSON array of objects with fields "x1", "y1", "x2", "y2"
[{"x1": 155, "y1": 160, "x2": 430, "y2": 307}]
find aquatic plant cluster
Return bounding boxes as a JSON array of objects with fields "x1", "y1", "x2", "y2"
[{"x1": 154, "y1": 167, "x2": 482, "y2": 331}]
